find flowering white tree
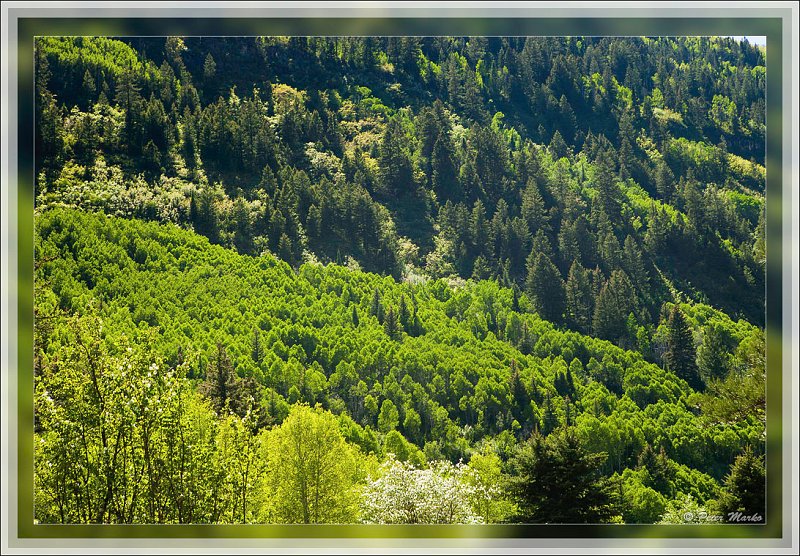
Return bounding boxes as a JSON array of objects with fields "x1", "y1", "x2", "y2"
[
  {"x1": 34, "y1": 314, "x2": 223, "y2": 523},
  {"x1": 360, "y1": 457, "x2": 482, "y2": 524}
]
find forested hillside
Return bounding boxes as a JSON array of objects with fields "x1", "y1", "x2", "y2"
[{"x1": 33, "y1": 36, "x2": 766, "y2": 524}]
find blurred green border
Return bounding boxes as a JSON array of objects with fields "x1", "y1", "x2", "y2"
[{"x1": 16, "y1": 15, "x2": 783, "y2": 540}]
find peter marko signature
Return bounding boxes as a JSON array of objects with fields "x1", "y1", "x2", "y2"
[{"x1": 683, "y1": 511, "x2": 764, "y2": 523}]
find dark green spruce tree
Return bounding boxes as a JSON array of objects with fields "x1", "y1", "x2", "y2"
[
  {"x1": 717, "y1": 447, "x2": 765, "y2": 519},
  {"x1": 697, "y1": 322, "x2": 731, "y2": 382},
  {"x1": 370, "y1": 288, "x2": 384, "y2": 324},
  {"x1": 565, "y1": 259, "x2": 593, "y2": 333},
  {"x1": 664, "y1": 305, "x2": 703, "y2": 391},
  {"x1": 592, "y1": 269, "x2": 635, "y2": 343},
  {"x1": 526, "y1": 252, "x2": 566, "y2": 324},
  {"x1": 383, "y1": 306, "x2": 401, "y2": 340},
  {"x1": 507, "y1": 427, "x2": 619, "y2": 523},
  {"x1": 378, "y1": 116, "x2": 415, "y2": 197},
  {"x1": 200, "y1": 343, "x2": 246, "y2": 417}
]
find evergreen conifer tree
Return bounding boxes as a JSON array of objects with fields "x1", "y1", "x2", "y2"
[
  {"x1": 697, "y1": 323, "x2": 731, "y2": 382},
  {"x1": 664, "y1": 305, "x2": 702, "y2": 390},
  {"x1": 507, "y1": 427, "x2": 618, "y2": 523},
  {"x1": 565, "y1": 260, "x2": 593, "y2": 333},
  {"x1": 251, "y1": 328, "x2": 263, "y2": 365},
  {"x1": 398, "y1": 295, "x2": 411, "y2": 331},
  {"x1": 717, "y1": 447, "x2": 765, "y2": 518},
  {"x1": 592, "y1": 270, "x2": 635, "y2": 342},
  {"x1": 526, "y1": 252, "x2": 566, "y2": 324},
  {"x1": 383, "y1": 306, "x2": 401, "y2": 340}
]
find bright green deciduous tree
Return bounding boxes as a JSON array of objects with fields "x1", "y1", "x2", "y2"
[
  {"x1": 466, "y1": 446, "x2": 517, "y2": 523},
  {"x1": 378, "y1": 399, "x2": 400, "y2": 433},
  {"x1": 260, "y1": 404, "x2": 360, "y2": 523},
  {"x1": 35, "y1": 314, "x2": 222, "y2": 524}
]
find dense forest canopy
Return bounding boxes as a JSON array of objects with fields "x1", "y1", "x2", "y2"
[{"x1": 33, "y1": 35, "x2": 766, "y2": 525}]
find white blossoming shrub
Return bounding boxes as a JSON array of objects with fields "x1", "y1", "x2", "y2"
[{"x1": 360, "y1": 457, "x2": 482, "y2": 524}]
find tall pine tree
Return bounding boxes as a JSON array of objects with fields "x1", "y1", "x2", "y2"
[
  {"x1": 565, "y1": 259, "x2": 593, "y2": 333},
  {"x1": 697, "y1": 322, "x2": 731, "y2": 382},
  {"x1": 526, "y1": 252, "x2": 566, "y2": 324},
  {"x1": 664, "y1": 305, "x2": 702, "y2": 391},
  {"x1": 378, "y1": 116, "x2": 415, "y2": 197},
  {"x1": 592, "y1": 270, "x2": 635, "y2": 343},
  {"x1": 383, "y1": 306, "x2": 401, "y2": 340}
]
